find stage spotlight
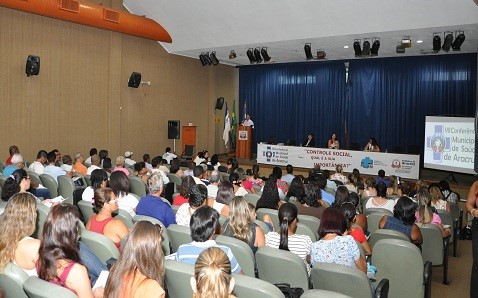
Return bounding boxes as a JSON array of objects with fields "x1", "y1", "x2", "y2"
[
  {"x1": 209, "y1": 52, "x2": 219, "y2": 65},
  {"x1": 199, "y1": 53, "x2": 207, "y2": 66},
  {"x1": 442, "y1": 32, "x2": 453, "y2": 52},
  {"x1": 229, "y1": 50, "x2": 237, "y2": 59},
  {"x1": 353, "y1": 39, "x2": 361, "y2": 57},
  {"x1": 396, "y1": 44, "x2": 406, "y2": 54},
  {"x1": 370, "y1": 38, "x2": 380, "y2": 56},
  {"x1": 433, "y1": 34, "x2": 441, "y2": 53},
  {"x1": 246, "y1": 48, "x2": 256, "y2": 64},
  {"x1": 304, "y1": 43, "x2": 313, "y2": 60},
  {"x1": 401, "y1": 35, "x2": 412, "y2": 48},
  {"x1": 204, "y1": 52, "x2": 213, "y2": 65},
  {"x1": 452, "y1": 32, "x2": 465, "y2": 51},
  {"x1": 261, "y1": 47, "x2": 271, "y2": 62},
  {"x1": 362, "y1": 39, "x2": 371, "y2": 56},
  {"x1": 253, "y1": 48, "x2": 262, "y2": 63},
  {"x1": 316, "y1": 50, "x2": 326, "y2": 59}
]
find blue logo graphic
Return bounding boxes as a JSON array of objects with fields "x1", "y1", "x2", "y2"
[
  {"x1": 426, "y1": 125, "x2": 451, "y2": 162},
  {"x1": 361, "y1": 157, "x2": 373, "y2": 169},
  {"x1": 263, "y1": 148, "x2": 274, "y2": 162}
]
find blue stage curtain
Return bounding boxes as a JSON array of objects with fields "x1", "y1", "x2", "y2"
[{"x1": 239, "y1": 54, "x2": 476, "y2": 153}]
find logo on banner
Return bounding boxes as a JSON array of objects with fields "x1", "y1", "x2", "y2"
[
  {"x1": 391, "y1": 159, "x2": 401, "y2": 169},
  {"x1": 361, "y1": 157, "x2": 373, "y2": 169},
  {"x1": 263, "y1": 147, "x2": 275, "y2": 162},
  {"x1": 426, "y1": 125, "x2": 451, "y2": 162}
]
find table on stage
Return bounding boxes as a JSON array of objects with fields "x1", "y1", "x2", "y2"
[{"x1": 256, "y1": 143, "x2": 420, "y2": 179}]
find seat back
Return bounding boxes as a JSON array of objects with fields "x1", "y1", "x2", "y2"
[
  {"x1": 310, "y1": 262, "x2": 372, "y2": 298},
  {"x1": 164, "y1": 259, "x2": 194, "y2": 298},
  {"x1": 256, "y1": 208, "x2": 279, "y2": 231},
  {"x1": 297, "y1": 214, "x2": 320, "y2": 239},
  {"x1": 128, "y1": 176, "x2": 147, "y2": 197},
  {"x1": 256, "y1": 246, "x2": 309, "y2": 291},
  {"x1": 244, "y1": 193, "x2": 261, "y2": 206},
  {"x1": 254, "y1": 219, "x2": 271, "y2": 235},
  {"x1": 368, "y1": 229, "x2": 410, "y2": 248},
  {"x1": 27, "y1": 171, "x2": 42, "y2": 189},
  {"x1": 167, "y1": 173, "x2": 182, "y2": 192},
  {"x1": 113, "y1": 209, "x2": 134, "y2": 228},
  {"x1": 77, "y1": 200, "x2": 95, "y2": 223},
  {"x1": 215, "y1": 235, "x2": 255, "y2": 277},
  {"x1": 364, "y1": 208, "x2": 393, "y2": 216},
  {"x1": 372, "y1": 239, "x2": 424, "y2": 298},
  {"x1": 39, "y1": 174, "x2": 58, "y2": 198},
  {"x1": 437, "y1": 209, "x2": 454, "y2": 242},
  {"x1": 296, "y1": 222, "x2": 317, "y2": 242},
  {"x1": 0, "y1": 262, "x2": 29, "y2": 298},
  {"x1": 23, "y1": 276, "x2": 78, "y2": 298},
  {"x1": 133, "y1": 215, "x2": 171, "y2": 255},
  {"x1": 301, "y1": 289, "x2": 352, "y2": 298},
  {"x1": 167, "y1": 224, "x2": 192, "y2": 253},
  {"x1": 0, "y1": 175, "x2": 8, "y2": 188},
  {"x1": 32, "y1": 203, "x2": 50, "y2": 239},
  {"x1": 366, "y1": 212, "x2": 389, "y2": 235},
  {"x1": 79, "y1": 229, "x2": 120, "y2": 263},
  {"x1": 419, "y1": 223, "x2": 444, "y2": 266},
  {"x1": 233, "y1": 274, "x2": 286, "y2": 298},
  {"x1": 84, "y1": 175, "x2": 91, "y2": 186},
  {"x1": 217, "y1": 165, "x2": 228, "y2": 173},
  {"x1": 182, "y1": 145, "x2": 195, "y2": 160},
  {"x1": 57, "y1": 175, "x2": 75, "y2": 204}
]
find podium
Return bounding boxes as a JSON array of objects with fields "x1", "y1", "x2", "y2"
[
  {"x1": 236, "y1": 125, "x2": 253, "y2": 159},
  {"x1": 181, "y1": 126, "x2": 196, "y2": 157}
]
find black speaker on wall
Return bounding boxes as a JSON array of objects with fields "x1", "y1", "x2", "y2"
[
  {"x1": 215, "y1": 97, "x2": 225, "y2": 110},
  {"x1": 25, "y1": 55, "x2": 40, "y2": 77},
  {"x1": 168, "y1": 120, "x2": 180, "y2": 139},
  {"x1": 128, "y1": 72, "x2": 141, "y2": 88}
]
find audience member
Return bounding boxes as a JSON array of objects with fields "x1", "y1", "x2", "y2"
[
  {"x1": 124, "y1": 151, "x2": 136, "y2": 166},
  {"x1": 72, "y1": 152, "x2": 87, "y2": 176},
  {"x1": 314, "y1": 175, "x2": 335, "y2": 206},
  {"x1": 330, "y1": 164, "x2": 349, "y2": 185},
  {"x1": 194, "y1": 150, "x2": 209, "y2": 165},
  {"x1": 82, "y1": 169, "x2": 108, "y2": 202},
  {"x1": 98, "y1": 150, "x2": 109, "y2": 168},
  {"x1": 169, "y1": 159, "x2": 184, "y2": 177},
  {"x1": 1, "y1": 169, "x2": 51, "y2": 202},
  {"x1": 109, "y1": 171, "x2": 139, "y2": 217},
  {"x1": 295, "y1": 183, "x2": 326, "y2": 219},
  {"x1": 5, "y1": 145, "x2": 19, "y2": 165},
  {"x1": 104, "y1": 221, "x2": 165, "y2": 298},
  {"x1": 429, "y1": 183, "x2": 451, "y2": 212},
  {"x1": 85, "y1": 148, "x2": 97, "y2": 166},
  {"x1": 150, "y1": 157, "x2": 170, "y2": 184},
  {"x1": 113, "y1": 156, "x2": 130, "y2": 176},
  {"x1": 134, "y1": 162, "x2": 149, "y2": 184},
  {"x1": 256, "y1": 178, "x2": 281, "y2": 211},
  {"x1": 87, "y1": 154, "x2": 102, "y2": 175},
  {"x1": 214, "y1": 181, "x2": 235, "y2": 217},
  {"x1": 271, "y1": 167, "x2": 289, "y2": 198},
  {"x1": 375, "y1": 169, "x2": 390, "y2": 187},
  {"x1": 102, "y1": 157, "x2": 113, "y2": 174},
  {"x1": 208, "y1": 154, "x2": 221, "y2": 171},
  {"x1": 162, "y1": 147, "x2": 177, "y2": 165},
  {"x1": 173, "y1": 176, "x2": 196, "y2": 206},
  {"x1": 439, "y1": 180, "x2": 459, "y2": 204},
  {"x1": 29, "y1": 150, "x2": 48, "y2": 174},
  {"x1": 286, "y1": 176, "x2": 305, "y2": 202},
  {"x1": 193, "y1": 165, "x2": 207, "y2": 185},
  {"x1": 365, "y1": 181, "x2": 396, "y2": 213},
  {"x1": 229, "y1": 172, "x2": 248, "y2": 196},
  {"x1": 386, "y1": 175, "x2": 401, "y2": 196},
  {"x1": 226, "y1": 158, "x2": 238, "y2": 175},
  {"x1": 333, "y1": 185, "x2": 350, "y2": 208},
  {"x1": 176, "y1": 184, "x2": 208, "y2": 226},
  {"x1": 143, "y1": 154, "x2": 153, "y2": 169},
  {"x1": 206, "y1": 170, "x2": 221, "y2": 199},
  {"x1": 340, "y1": 202, "x2": 372, "y2": 256},
  {"x1": 348, "y1": 192, "x2": 367, "y2": 232},
  {"x1": 362, "y1": 177, "x2": 377, "y2": 198},
  {"x1": 61, "y1": 155, "x2": 73, "y2": 172},
  {"x1": 183, "y1": 161, "x2": 195, "y2": 177},
  {"x1": 281, "y1": 165, "x2": 295, "y2": 185},
  {"x1": 3, "y1": 153, "x2": 25, "y2": 176},
  {"x1": 415, "y1": 187, "x2": 450, "y2": 237},
  {"x1": 345, "y1": 174, "x2": 358, "y2": 193}
]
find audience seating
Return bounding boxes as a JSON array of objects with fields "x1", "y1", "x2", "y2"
[
  {"x1": 133, "y1": 215, "x2": 171, "y2": 255},
  {"x1": 77, "y1": 200, "x2": 95, "y2": 223},
  {"x1": 244, "y1": 193, "x2": 261, "y2": 206},
  {"x1": 0, "y1": 175, "x2": 8, "y2": 188},
  {"x1": 256, "y1": 246, "x2": 309, "y2": 292},
  {"x1": 372, "y1": 239, "x2": 431, "y2": 298},
  {"x1": 27, "y1": 171, "x2": 42, "y2": 190},
  {"x1": 256, "y1": 208, "x2": 279, "y2": 231},
  {"x1": 32, "y1": 203, "x2": 50, "y2": 239},
  {"x1": 368, "y1": 229, "x2": 410, "y2": 248},
  {"x1": 172, "y1": 204, "x2": 180, "y2": 215},
  {"x1": 57, "y1": 175, "x2": 75, "y2": 204},
  {"x1": 364, "y1": 208, "x2": 394, "y2": 216},
  {"x1": 113, "y1": 209, "x2": 134, "y2": 228},
  {"x1": 296, "y1": 222, "x2": 317, "y2": 242},
  {"x1": 419, "y1": 223, "x2": 449, "y2": 285},
  {"x1": 128, "y1": 176, "x2": 147, "y2": 197},
  {"x1": 301, "y1": 289, "x2": 352, "y2": 298},
  {"x1": 167, "y1": 173, "x2": 182, "y2": 192},
  {"x1": 254, "y1": 219, "x2": 270, "y2": 235},
  {"x1": 23, "y1": 276, "x2": 77, "y2": 298},
  {"x1": 167, "y1": 224, "x2": 192, "y2": 253},
  {"x1": 355, "y1": 240, "x2": 366, "y2": 259},
  {"x1": 164, "y1": 259, "x2": 194, "y2": 298},
  {"x1": 311, "y1": 262, "x2": 383, "y2": 298},
  {"x1": 437, "y1": 209, "x2": 458, "y2": 257},
  {"x1": 0, "y1": 262, "x2": 29, "y2": 298},
  {"x1": 79, "y1": 229, "x2": 119, "y2": 263},
  {"x1": 215, "y1": 235, "x2": 255, "y2": 277},
  {"x1": 39, "y1": 174, "x2": 58, "y2": 198},
  {"x1": 84, "y1": 175, "x2": 91, "y2": 186},
  {"x1": 217, "y1": 165, "x2": 228, "y2": 173},
  {"x1": 130, "y1": 193, "x2": 141, "y2": 201},
  {"x1": 297, "y1": 214, "x2": 320, "y2": 239},
  {"x1": 233, "y1": 273, "x2": 286, "y2": 298},
  {"x1": 366, "y1": 212, "x2": 391, "y2": 235}
]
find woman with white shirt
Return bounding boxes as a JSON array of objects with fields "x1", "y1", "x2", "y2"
[
  {"x1": 81, "y1": 169, "x2": 108, "y2": 202},
  {"x1": 109, "y1": 171, "x2": 139, "y2": 217}
]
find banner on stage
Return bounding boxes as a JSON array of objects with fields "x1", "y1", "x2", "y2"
[{"x1": 257, "y1": 144, "x2": 420, "y2": 179}]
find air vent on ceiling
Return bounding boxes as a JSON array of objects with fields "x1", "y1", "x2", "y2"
[
  {"x1": 60, "y1": 0, "x2": 79, "y2": 13},
  {"x1": 103, "y1": 9, "x2": 120, "y2": 23}
]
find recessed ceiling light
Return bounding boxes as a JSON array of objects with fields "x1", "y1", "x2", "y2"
[
  {"x1": 416, "y1": 40, "x2": 423, "y2": 44},
  {"x1": 344, "y1": 45, "x2": 349, "y2": 49}
]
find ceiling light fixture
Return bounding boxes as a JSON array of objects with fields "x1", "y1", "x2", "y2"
[
  {"x1": 316, "y1": 50, "x2": 326, "y2": 60},
  {"x1": 362, "y1": 39, "x2": 371, "y2": 56},
  {"x1": 401, "y1": 35, "x2": 412, "y2": 48},
  {"x1": 370, "y1": 38, "x2": 380, "y2": 56},
  {"x1": 442, "y1": 31, "x2": 454, "y2": 52},
  {"x1": 416, "y1": 40, "x2": 423, "y2": 44},
  {"x1": 353, "y1": 39, "x2": 361, "y2": 57},
  {"x1": 452, "y1": 31, "x2": 465, "y2": 51},
  {"x1": 396, "y1": 44, "x2": 406, "y2": 54},
  {"x1": 433, "y1": 33, "x2": 441, "y2": 53},
  {"x1": 253, "y1": 48, "x2": 263, "y2": 63},
  {"x1": 343, "y1": 45, "x2": 349, "y2": 49},
  {"x1": 199, "y1": 53, "x2": 207, "y2": 66},
  {"x1": 261, "y1": 47, "x2": 271, "y2": 62},
  {"x1": 304, "y1": 43, "x2": 313, "y2": 60},
  {"x1": 209, "y1": 51, "x2": 219, "y2": 66},
  {"x1": 246, "y1": 48, "x2": 256, "y2": 64},
  {"x1": 229, "y1": 50, "x2": 237, "y2": 59}
]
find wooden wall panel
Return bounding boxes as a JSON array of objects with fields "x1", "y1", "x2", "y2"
[{"x1": 0, "y1": 1, "x2": 238, "y2": 162}]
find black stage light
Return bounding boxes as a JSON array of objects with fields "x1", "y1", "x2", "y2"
[
  {"x1": 362, "y1": 39, "x2": 371, "y2": 56},
  {"x1": 316, "y1": 50, "x2": 326, "y2": 59},
  {"x1": 442, "y1": 32, "x2": 453, "y2": 52},
  {"x1": 370, "y1": 38, "x2": 380, "y2": 56},
  {"x1": 452, "y1": 32, "x2": 466, "y2": 51},
  {"x1": 209, "y1": 52, "x2": 219, "y2": 65},
  {"x1": 199, "y1": 53, "x2": 207, "y2": 66},
  {"x1": 353, "y1": 39, "x2": 361, "y2": 57},
  {"x1": 253, "y1": 48, "x2": 262, "y2": 63},
  {"x1": 246, "y1": 48, "x2": 256, "y2": 63},
  {"x1": 433, "y1": 34, "x2": 441, "y2": 53},
  {"x1": 229, "y1": 50, "x2": 237, "y2": 59},
  {"x1": 261, "y1": 47, "x2": 271, "y2": 62},
  {"x1": 304, "y1": 43, "x2": 313, "y2": 60}
]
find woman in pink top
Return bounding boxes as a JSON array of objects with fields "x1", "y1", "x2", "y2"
[
  {"x1": 415, "y1": 187, "x2": 450, "y2": 237},
  {"x1": 38, "y1": 204, "x2": 103, "y2": 297},
  {"x1": 86, "y1": 188, "x2": 129, "y2": 250}
]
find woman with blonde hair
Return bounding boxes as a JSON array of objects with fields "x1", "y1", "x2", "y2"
[
  {"x1": 191, "y1": 247, "x2": 235, "y2": 298},
  {"x1": 0, "y1": 192, "x2": 39, "y2": 276},
  {"x1": 415, "y1": 187, "x2": 450, "y2": 237},
  {"x1": 386, "y1": 175, "x2": 401, "y2": 196},
  {"x1": 429, "y1": 184, "x2": 451, "y2": 213},
  {"x1": 104, "y1": 221, "x2": 165, "y2": 298},
  {"x1": 222, "y1": 196, "x2": 265, "y2": 254}
]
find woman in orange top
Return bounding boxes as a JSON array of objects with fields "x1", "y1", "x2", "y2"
[
  {"x1": 86, "y1": 188, "x2": 129, "y2": 250},
  {"x1": 104, "y1": 221, "x2": 165, "y2": 298}
]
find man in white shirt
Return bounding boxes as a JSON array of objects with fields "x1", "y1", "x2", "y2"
[
  {"x1": 44, "y1": 151, "x2": 73, "y2": 182},
  {"x1": 241, "y1": 114, "x2": 254, "y2": 128},
  {"x1": 281, "y1": 164, "x2": 295, "y2": 185},
  {"x1": 86, "y1": 154, "x2": 102, "y2": 175},
  {"x1": 162, "y1": 147, "x2": 177, "y2": 164},
  {"x1": 124, "y1": 151, "x2": 136, "y2": 166},
  {"x1": 84, "y1": 148, "x2": 97, "y2": 167},
  {"x1": 29, "y1": 150, "x2": 48, "y2": 175},
  {"x1": 207, "y1": 170, "x2": 220, "y2": 199},
  {"x1": 150, "y1": 156, "x2": 170, "y2": 184}
]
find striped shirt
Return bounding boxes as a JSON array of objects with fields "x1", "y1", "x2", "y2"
[
  {"x1": 174, "y1": 240, "x2": 242, "y2": 274},
  {"x1": 265, "y1": 232, "x2": 312, "y2": 274}
]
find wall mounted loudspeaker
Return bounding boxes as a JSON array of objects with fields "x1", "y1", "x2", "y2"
[
  {"x1": 168, "y1": 120, "x2": 180, "y2": 139},
  {"x1": 26, "y1": 55, "x2": 40, "y2": 77},
  {"x1": 215, "y1": 97, "x2": 225, "y2": 110},
  {"x1": 128, "y1": 72, "x2": 142, "y2": 88}
]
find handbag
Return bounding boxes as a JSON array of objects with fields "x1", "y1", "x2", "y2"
[
  {"x1": 274, "y1": 283, "x2": 304, "y2": 298},
  {"x1": 460, "y1": 225, "x2": 472, "y2": 240}
]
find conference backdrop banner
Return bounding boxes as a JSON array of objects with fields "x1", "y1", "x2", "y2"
[{"x1": 257, "y1": 144, "x2": 420, "y2": 179}]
